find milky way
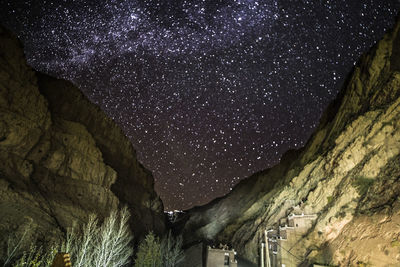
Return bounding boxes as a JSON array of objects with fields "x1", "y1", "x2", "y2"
[{"x1": 1, "y1": 0, "x2": 399, "y2": 210}]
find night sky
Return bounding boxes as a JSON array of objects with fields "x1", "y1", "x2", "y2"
[{"x1": 1, "y1": 1, "x2": 399, "y2": 210}]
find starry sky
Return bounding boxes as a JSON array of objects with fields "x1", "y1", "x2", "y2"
[{"x1": 1, "y1": 0, "x2": 399, "y2": 210}]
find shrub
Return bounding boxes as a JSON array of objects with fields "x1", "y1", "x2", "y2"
[
  {"x1": 0, "y1": 219, "x2": 58, "y2": 267},
  {"x1": 352, "y1": 176, "x2": 375, "y2": 196},
  {"x1": 2, "y1": 206, "x2": 134, "y2": 267},
  {"x1": 391, "y1": 240, "x2": 400, "y2": 247},
  {"x1": 134, "y1": 230, "x2": 184, "y2": 267},
  {"x1": 135, "y1": 232, "x2": 161, "y2": 267},
  {"x1": 2, "y1": 220, "x2": 33, "y2": 266},
  {"x1": 160, "y1": 231, "x2": 184, "y2": 267},
  {"x1": 4, "y1": 207, "x2": 186, "y2": 267},
  {"x1": 66, "y1": 206, "x2": 134, "y2": 267},
  {"x1": 11, "y1": 244, "x2": 57, "y2": 267}
]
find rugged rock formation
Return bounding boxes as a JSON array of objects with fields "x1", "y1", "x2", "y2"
[
  {"x1": 181, "y1": 16, "x2": 400, "y2": 266},
  {"x1": 0, "y1": 25, "x2": 165, "y2": 254}
]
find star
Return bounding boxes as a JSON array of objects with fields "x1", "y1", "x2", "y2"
[{"x1": 0, "y1": 0, "x2": 399, "y2": 210}]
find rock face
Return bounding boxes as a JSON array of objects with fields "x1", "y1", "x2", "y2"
[
  {"x1": 181, "y1": 17, "x2": 400, "y2": 266},
  {"x1": 0, "y1": 25, "x2": 165, "y2": 254}
]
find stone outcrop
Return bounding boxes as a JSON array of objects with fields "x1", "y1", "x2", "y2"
[
  {"x1": 0, "y1": 25, "x2": 165, "y2": 254},
  {"x1": 180, "y1": 16, "x2": 400, "y2": 266}
]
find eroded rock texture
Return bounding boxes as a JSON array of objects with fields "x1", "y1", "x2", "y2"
[
  {"x1": 181, "y1": 17, "x2": 400, "y2": 266},
  {"x1": 0, "y1": 26, "x2": 165, "y2": 254}
]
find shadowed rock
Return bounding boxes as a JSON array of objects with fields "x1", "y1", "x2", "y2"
[{"x1": 0, "y1": 25, "x2": 165, "y2": 255}]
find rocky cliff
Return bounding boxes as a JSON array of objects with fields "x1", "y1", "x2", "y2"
[
  {"x1": 0, "y1": 25, "x2": 165, "y2": 254},
  {"x1": 181, "y1": 16, "x2": 400, "y2": 266}
]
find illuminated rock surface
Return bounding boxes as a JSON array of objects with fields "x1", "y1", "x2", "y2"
[{"x1": 180, "y1": 16, "x2": 400, "y2": 266}]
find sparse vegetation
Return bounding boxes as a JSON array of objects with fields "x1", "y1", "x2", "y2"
[
  {"x1": 327, "y1": 196, "x2": 334, "y2": 204},
  {"x1": 335, "y1": 210, "x2": 346, "y2": 218},
  {"x1": 0, "y1": 219, "x2": 58, "y2": 267},
  {"x1": 2, "y1": 207, "x2": 133, "y2": 267},
  {"x1": 11, "y1": 245, "x2": 57, "y2": 267},
  {"x1": 2, "y1": 220, "x2": 34, "y2": 266},
  {"x1": 391, "y1": 240, "x2": 400, "y2": 247},
  {"x1": 134, "y1": 230, "x2": 184, "y2": 267},
  {"x1": 160, "y1": 230, "x2": 184, "y2": 267},
  {"x1": 2, "y1": 207, "x2": 183, "y2": 267},
  {"x1": 135, "y1": 232, "x2": 161, "y2": 267},
  {"x1": 352, "y1": 176, "x2": 375, "y2": 196},
  {"x1": 66, "y1": 206, "x2": 134, "y2": 267}
]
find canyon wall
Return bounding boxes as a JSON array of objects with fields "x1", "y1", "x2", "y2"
[
  {"x1": 0, "y1": 25, "x2": 165, "y2": 254},
  {"x1": 181, "y1": 16, "x2": 400, "y2": 266}
]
